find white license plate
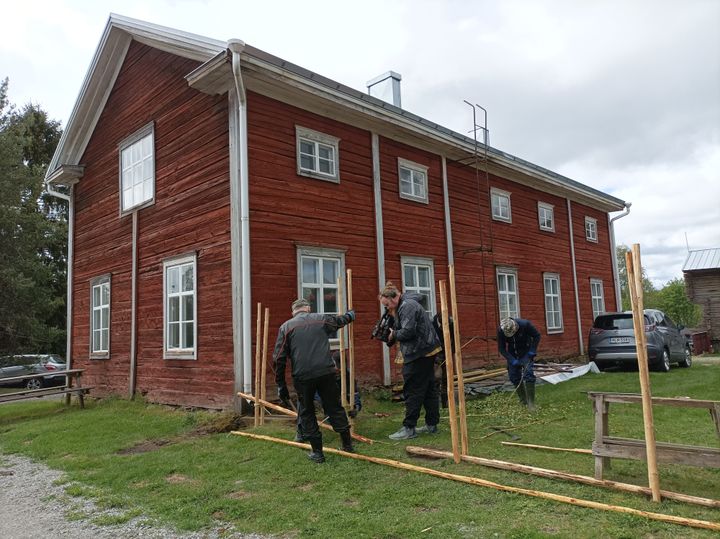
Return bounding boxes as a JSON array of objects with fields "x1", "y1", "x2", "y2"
[{"x1": 610, "y1": 337, "x2": 631, "y2": 344}]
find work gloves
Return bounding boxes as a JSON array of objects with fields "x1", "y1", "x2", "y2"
[{"x1": 345, "y1": 310, "x2": 355, "y2": 321}]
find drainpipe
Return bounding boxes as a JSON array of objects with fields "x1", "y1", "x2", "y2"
[
  {"x1": 609, "y1": 202, "x2": 632, "y2": 311},
  {"x1": 45, "y1": 183, "x2": 74, "y2": 402},
  {"x1": 567, "y1": 199, "x2": 584, "y2": 355},
  {"x1": 228, "y1": 39, "x2": 253, "y2": 402},
  {"x1": 441, "y1": 155, "x2": 454, "y2": 266},
  {"x1": 371, "y1": 133, "x2": 390, "y2": 384}
]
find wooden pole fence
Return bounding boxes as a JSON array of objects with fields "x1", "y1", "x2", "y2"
[
  {"x1": 406, "y1": 446, "x2": 720, "y2": 509},
  {"x1": 230, "y1": 431, "x2": 720, "y2": 532},
  {"x1": 237, "y1": 391, "x2": 373, "y2": 444}
]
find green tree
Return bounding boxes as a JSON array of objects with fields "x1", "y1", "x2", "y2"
[
  {"x1": 655, "y1": 278, "x2": 702, "y2": 327},
  {"x1": 0, "y1": 78, "x2": 66, "y2": 355},
  {"x1": 616, "y1": 244, "x2": 657, "y2": 310}
]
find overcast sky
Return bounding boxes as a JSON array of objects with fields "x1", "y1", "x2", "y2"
[{"x1": 3, "y1": 0, "x2": 718, "y2": 287}]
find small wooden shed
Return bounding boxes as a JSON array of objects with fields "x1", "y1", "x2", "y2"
[{"x1": 683, "y1": 248, "x2": 720, "y2": 352}]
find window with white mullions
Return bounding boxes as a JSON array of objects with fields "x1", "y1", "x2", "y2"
[
  {"x1": 298, "y1": 247, "x2": 345, "y2": 340},
  {"x1": 497, "y1": 267, "x2": 519, "y2": 319},
  {"x1": 90, "y1": 276, "x2": 110, "y2": 357},
  {"x1": 538, "y1": 202, "x2": 555, "y2": 232},
  {"x1": 401, "y1": 257, "x2": 435, "y2": 314},
  {"x1": 585, "y1": 216, "x2": 598, "y2": 242},
  {"x1": 119, "y1": 123, "x2": 154, "y2": 213},
  {"x1": 491, "y1": 188, "x2": 512, "y2": 222},
  {"x1": 164, "y1": 254, "x2": 197, "y2": 359},
  {"x1": 543, "y1": 273, "x2": 563, "y2": 332},
  {"x1": 398, "y1": 158, "x2": 429, "y2": 204},
  {"x1": 590, "y1": 279, "x2": 605, "y2": 320},
  {"x1": 296, "y1": 126, "x2": 340, "y2": 182}
]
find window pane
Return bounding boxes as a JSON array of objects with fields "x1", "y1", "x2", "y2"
[
  {"x1": 300, "y1": 154, "x2": 314, "y2": 171},
  {"x1": 303, "y1": 287, "x2": 318, "y2": 312},
  {"x1": 322, "y1": 259, "x2": 338, "y2": 284},
  {"x1": 302, "y1": 258, "x2": 318, "y2": 284},
  {"x1": 93, "y1": 285, "x2": 100, "y2": 306},
  {"x1": 101, "y1": 307, "x2": 108, "y2": 329},
  {"x1": 300, "y1": 140, "x2": 315, "y2": 156},
  {"x1": 404, "y1": 265, "x2": 415, "y2": 287},
  {"x1": 181, "y1": 264, "x2": 194, "y2": 292},
  {"x1": 93, "y1": 309, "x2": 101, "y2": 330},
  {"x1": 101, "y1": 329, "x2": 109, "y2": 351},
  {"x1": 123, "y1": 189, "x2": 133, "y2": 210},
  {"x1": 182, "y1": 322, "x2": 194, "y2": 348},
  {"x1": 169, "y1": 323, "x2": 179, "y2": 349},
  {"x1": 169, "y1": 296, "x2": 180, "y2": 322},
  {"x1": 323, "y1": 288, "x2": 337, "y2": 314},
  {"x1": 417, "y1": 267, "x2": 430, "y2": 288},
  {"x1": 92, "y1": 330, "x2": 100, "y2": 352},
  {"x1": 168, "y1": 267, "x2": 179, "y2": 294},
  {"x1": 318, "y1": 145, "x2": 333, "y2": 160},
  {"x1": 319, "y1": 158, "x2": 332, "y2": 174},
  {"x1": 101, "y1": 283, "x2": 109, "y2": 305},
  {"x1": 182, "y1": 295, "x2": 194, "y2": 322}
]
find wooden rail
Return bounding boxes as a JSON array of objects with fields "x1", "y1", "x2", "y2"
[{"x1": 0, "y1": 369, "x2": 90, "y2": 408}]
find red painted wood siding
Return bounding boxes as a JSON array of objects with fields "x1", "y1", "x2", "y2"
[{"x1": 72, "y1": 42, "x2": 234, "y2": 408}]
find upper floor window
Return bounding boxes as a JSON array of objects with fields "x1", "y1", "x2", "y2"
[
  {"x1": 585, "y1": 216, "x2": 598, "y2": 242},
  {"x1": 590, "y1": 278, "x2": 605, "y2": 320},
  {"x1": 491, "y1": 188, "x2": 512, "y2": 222},
  {"x1": 543, "y1": 273, "x2": 563, "y2": 332},
  {"x1": 538, "y1": 202, "x2": 555, "y2": 232},
  {"x1": 398, "y1": 158, "x2": 428, "y2": 204},
  {"x1": 297, "y1": 246, "x2": 345, "y2": 340},
  {"x1": 497, "y1": 267, "x2": 519, "y2": 319},
  {"x1": 401, "y1": 256, "x2": 435, "y2": 313},
  {"x1": 119, "y1": 123, "x2": 155, "y2": 213},
  {"x1": 164, "y1": 253, "x2": 197, "y2": 359},
  {"x1": 90, "y1": 275, "x2": 110, "y2": 358},
  {"x1": 296, "y1": 126, "x2": 340, "y2": 182}
]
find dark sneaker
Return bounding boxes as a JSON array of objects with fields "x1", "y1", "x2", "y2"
[
  {"x1": 416, "y1": 424, "x2": 438, "y2": 434},
  {"x1": 307, "y1": 451, "x2": 326, "y2": 463},
  {"x1": 388, "y1": 426, "x2": 417, "y2": 440}
]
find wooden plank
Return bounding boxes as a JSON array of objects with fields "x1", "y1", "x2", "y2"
[
  {"x1": 0, "y1": 369, "x2": 84, "y2": 383},
  {"x1": 587, "y1": 392, "x2": 720, "y2": 410},
  {"x1": 232, "y1": 431, "x2": 720, "y2": 532},
  {"x1": 595, "y1": 437, "x2": 720, "y2": 468}
]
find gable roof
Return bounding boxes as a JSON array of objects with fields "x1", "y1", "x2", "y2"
[
  {"x1": 683, "y1": 248, "x2": 720, "y2": 272},
  {"x1": 46, "y1": 13, "x2": 626, "y2": 213}
]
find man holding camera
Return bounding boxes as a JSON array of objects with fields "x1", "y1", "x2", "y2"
[
  {"x1": 379, "y1": 282, "x2": 442, "y2": 440},
  {"x1": 273, "y1": 298, "x2": 356, "y2": 463},
  {"x1": 497, "y1": 317, "x2": 541, "y2": 411}
]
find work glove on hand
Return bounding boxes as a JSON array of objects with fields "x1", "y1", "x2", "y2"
[
  {"x1": 345, "y1": 310, "x2": 355, "y2": 321},
  {"x1": 509, "y1": 357, "x2": 521, "y2": 367},
  {"x1": 277, "y1": 384, "x2": 290, "y2": 404}
]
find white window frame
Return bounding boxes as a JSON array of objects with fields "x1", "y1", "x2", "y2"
[
  {"x1": 163, "y1": 253, "x2": 197, "y2": 360},
  {"x1": 89, "y1": 274, "x2": 111, "y2": 358},
  {"x1": 295, "y1": 126, "x2": 340, "y2": 183},
  {"x1": 543, "y1": 272, "x2": 563, "y2": 333},
  {"x1": 590, "y1": 278, "x2": 605, "y2": 321},
  {"x1": 119, "y1": 122, "x2": 155, "y2": 214},
  {"x1": 496, "y1": 267, "x2": 519, "y2": 320},
  {"x1": 297, "y1": 246, "x2": 346, "y2": 346},
  {"x1": 491, "y1": 188, "x2": 512, "y2": 223},
  {"x1": 538, "y1": 202, "x2": 555, "y2": 232},
  {"x1": 397, "y1": 158, "x2": 429, "y2": 204},
  {"x1": 401, "y1": 256, "x2": 436, "y2": 314},
  {"x1": 585, "y1": 216, "x2": 598, "y2": 242}
]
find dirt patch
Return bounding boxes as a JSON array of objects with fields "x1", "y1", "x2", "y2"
[
  {"x1": 117, "y1": 438, "x2": 173, "y2": 455},
  {"x1": 226, "y1": 490, "x2": 252, "y2": 500},
  {"x1": 296, "y1": 483, "x2": 315, "y2": 492},
  {"x1": 166, "y1": 473, "x2": 200, "y2": 485}
]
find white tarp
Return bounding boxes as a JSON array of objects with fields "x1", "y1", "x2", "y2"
[{"x1": 539, "y1": 362, "x2": 601, "y2": 385}]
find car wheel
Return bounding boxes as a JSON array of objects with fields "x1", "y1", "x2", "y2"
[
  {"x1": 593, "y1": 361, "x2": 608, "y2": 371},
  {"x1": 655, "y1": 349, "x2": 671, "y2": 372},
  {"x1": 678, "y1": 347, "x2": 692, "y2": 368},
  {"x1": 26, "y1": 378, "x2": 43, "y2": 390}
]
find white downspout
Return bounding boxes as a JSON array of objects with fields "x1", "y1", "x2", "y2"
[
  {"x1": 441, "y1": 155, "x2": 454, "y2": 266},
  {"x1": 45, "y1": 184, "x2": 74, "y2": 401},
  {"x1": 228, "y1": 40, "x2": 253, "y2": 401},
  {"x1": 371, "y1": 133, "x2": 390, "y2": 384},
  {"x1": 609, "y1": 202, "x2": 632, "y2": 311},
  {"x1": 567, "y1": 199, "x2": 584, "y2": 355}
]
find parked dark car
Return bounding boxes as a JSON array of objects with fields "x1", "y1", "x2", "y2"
[
  {"x1": 588, "y1": 309, "x2": 692, "y2": 372},
  {"x1": 0, "y1": 354, "x2": 67, "y2": 389}
]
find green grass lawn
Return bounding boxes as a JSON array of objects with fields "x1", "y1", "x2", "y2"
[{"x1": 1, "y1": 360, "x2": 719, "y2": 539}]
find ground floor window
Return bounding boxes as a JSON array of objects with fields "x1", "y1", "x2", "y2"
[
  {"x1": 297, "y1": 246, "x2": 345, "y2": 340},
  {"x1": 401, "y1": 256, "x2": 435, "y2": 314},
  {"x1": 590, "y1": 278, "x2": 605, "y2": 321},
  {"x1": 543, "y1": 273, "x2": 563, "y2": 332},
  {"x1": 90, "y1": 275, "x2": 110, "y2": 358},
  {"x1": 164, "y1": 253, "x2": 197, "y2": 359}
]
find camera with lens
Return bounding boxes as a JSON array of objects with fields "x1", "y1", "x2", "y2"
[{"x1": 371, "y1": 308, "x2": 395, "y2": 343}]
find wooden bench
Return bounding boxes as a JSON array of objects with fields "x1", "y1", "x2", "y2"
[
  {"x1": 0, "y1": 369, "x2": 92, "y2": 408},
  {"x1": 587, "y1": 391, "x2": 720, "y2": 480}
]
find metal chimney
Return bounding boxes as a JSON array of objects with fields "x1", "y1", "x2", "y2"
[{"x1": 366, "y1": 71, "x2": 402, "y2": 107}]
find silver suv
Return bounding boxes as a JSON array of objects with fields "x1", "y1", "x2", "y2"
[{"x1": 588, "y1": 309, "x2": 692, "y2": 372}]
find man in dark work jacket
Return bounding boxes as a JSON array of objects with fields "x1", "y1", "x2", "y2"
[{"x1": 273, "y1": 298, "x2": 356, "y2": 463}]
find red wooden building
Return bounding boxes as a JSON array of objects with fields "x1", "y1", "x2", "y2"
[{"x1": 45, "y1": 15, "x2": 628, "y2": 410}]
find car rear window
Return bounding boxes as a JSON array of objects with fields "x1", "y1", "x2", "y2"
[{"x1": 593, "y1": 315, "x2": 649, "y2": 330}]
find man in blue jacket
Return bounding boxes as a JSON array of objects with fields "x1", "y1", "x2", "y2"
[
  {"x1": 273, "y1": 298, "x2": 356, "y2": 463},
  {"x1": 380, "y1": 282, "x2": 442, "y2": 440},
  {"x1": 498, "y1": 317, "x2": 541, "y2": 411}
]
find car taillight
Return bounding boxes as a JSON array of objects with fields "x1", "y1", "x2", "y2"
[
  {"x1": 44, "y1": 364, "x2": 56, "y2": 371},
  {"x1": 589, "y1": 328, "x2": 604, "y2": 335}
]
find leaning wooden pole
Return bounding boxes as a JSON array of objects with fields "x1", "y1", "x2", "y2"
[
  {"x1": 231, "y1": 431, "x2": 720, "y2": 532},
  {"x1": 260, "y1": 307, "x2": 270, "y2": 425},
  {"x1": 347, "y1": 269, "x2": 356, "y2": 422},
  {"x1": 439, "y1": 280, "x2": 460, "y2": 463},
  {"x1": 337, "y1": 276, "x2": 348, "y2": 409},
  {"x1": 627, "y1": 245, "x2": 661, "y2": 502},
  {"x1": 449, "y1": 264, "x2": 469, "y2": 454},
  {"x1": 237, "y1": 392, "x2": 373, "y2": 444},
  {"x1": 254, "y1": 302, "x2": 262, "y2": 427},
  {"x1": 406, "y1": 446, "x2": 720, "y2": 509},
  {"x1": 500, "y1": 441, "x2": 592, "y2": 454}
]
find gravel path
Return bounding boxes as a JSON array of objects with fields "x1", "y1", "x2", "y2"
[{"x1": 0, "y1": 454, "x2": 267, "y2": 539}]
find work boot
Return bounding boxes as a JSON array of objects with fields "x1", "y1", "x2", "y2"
[
  {"x1": 307, "y1": 438, "x2": 325, "y2": 463},
  {"x1": 525, "y1": 382, "x2": 537, "y2": 412},
  {"x1": 516, "y1": 383, "x2": 527, "y2": 406},
  {"x1": 339, "y1": 429, "x2": 355, "y2": 453},
  {"x1": 415, "y1": 424, "x2": 439, "y2": 434},
  {"x1": 294, "y1": 425, "x2": 306, "y2": 443},
  {"x1": 388, "y1": 426, "x2": 417, "y2": 440}
]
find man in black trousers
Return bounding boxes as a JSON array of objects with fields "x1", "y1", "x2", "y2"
[{"x1": 273, "y1": 298, "x2": 356, "y2": 463}]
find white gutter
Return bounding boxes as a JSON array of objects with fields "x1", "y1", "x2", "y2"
[
  {"x1": 372, "y1": 133, "x2": 390, "y2": 385},
  {"x1": 228, "y1": 39, "x2": 253, "y2": 402},
  {"x1": 441, "y1": 155, "x2": 454, "y2": 265},
  {"x1": 609, "y1": 202, "x2": 632, "y2": 310},
  {"x1": 44, "y1": 184, "x2": 74, "y2": 372},
  {"x1": 567, "y1": 199, "x2": 584, "y2": 355}
]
